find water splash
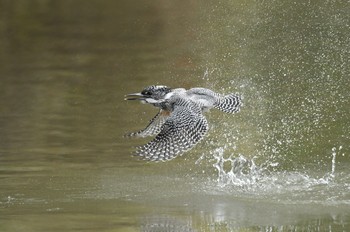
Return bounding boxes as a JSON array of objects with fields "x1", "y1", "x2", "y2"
[
  {"x1": 212, "y1": 147, "x2": 262, "y2": 188},
  {"x1": 320, "y1": 145, "x2": 343, "y2": 182},
  {"x1": 331, "y1": 146, "x2": 342, "y2": 177},
  {"x1": 210, "y1": 146, "x2": 348, "y2": 204}
]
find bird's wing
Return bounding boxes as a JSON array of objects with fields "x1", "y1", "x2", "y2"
[
  {"x1": 135, "y1": 101, "x2": 208, "y2": 161},
  {"x1": 125, "y1": 110, "x2": 170, "y2": 138}
]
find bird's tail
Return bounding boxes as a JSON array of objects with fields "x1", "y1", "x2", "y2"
[{"x1": 214, "y1": 93, "x2": 242, "y2": 113}]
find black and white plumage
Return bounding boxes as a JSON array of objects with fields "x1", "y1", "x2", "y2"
[{"x1": 125, "y1": 85, "x2": 242, "y2": 162}]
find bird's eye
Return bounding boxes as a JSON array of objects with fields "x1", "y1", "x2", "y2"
[{"x1": 142, "y1": 91, "x2": 150, "y2": 95}]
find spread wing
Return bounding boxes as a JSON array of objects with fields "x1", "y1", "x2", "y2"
[
  {"x1": 125, "y1": 110, "x2": 170, "y2": 138},
  {"x1": 135, "y1": 102, "x2": 208, "y2": 162}
]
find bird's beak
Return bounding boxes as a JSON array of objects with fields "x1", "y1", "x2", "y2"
[{"x1": 124, "y1": 93, "x2": 145, "y2": 101}]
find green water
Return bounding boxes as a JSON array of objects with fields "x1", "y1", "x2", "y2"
[{"x1": 0, "y1": 0, "x2": 349, "y2": 231}]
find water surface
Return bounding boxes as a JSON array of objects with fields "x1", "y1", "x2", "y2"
[{"x1": 0, "y1": 0, "x2": 349, "y2": 231}]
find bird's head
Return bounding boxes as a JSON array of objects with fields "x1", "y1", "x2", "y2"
[{"x1": 125, "y1": 85, "x2": 173, "y2": 104}]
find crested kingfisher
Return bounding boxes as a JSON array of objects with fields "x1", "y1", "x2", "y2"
[{"x1": 125, "y1": 85, "x2": 242, "y2": 162}]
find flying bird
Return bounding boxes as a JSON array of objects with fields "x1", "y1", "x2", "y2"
[{"x1": 125, "y1": 85, "x2": 242, "y2": 161}]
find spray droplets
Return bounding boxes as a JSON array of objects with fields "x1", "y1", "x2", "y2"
[
  {"x1": 212, "y1": 148, "x2": 264, "y2": 188},
  {"x1": 208, "y1": 146, "x2": 348, "y2": 204}
]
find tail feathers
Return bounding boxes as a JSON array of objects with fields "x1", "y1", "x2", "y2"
[{"x1": 215, "y1": 94, "x2": 242, "y2": 113}]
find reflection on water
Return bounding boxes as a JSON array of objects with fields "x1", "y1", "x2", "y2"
[
  {"x1": 139, "y1": 216, "x2": 348, "y2": 232},
  {"x1": 141, "y1": 216, "x2": 195, "y2": 232},
  {"x1": 0, "y1": 0, "x2": 349, "y2": 231}
]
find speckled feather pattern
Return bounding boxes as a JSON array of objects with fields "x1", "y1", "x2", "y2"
[
  {"x1": 125, "y1": 110, "x2": 169, "y2": 138},
  {"x1": 135, "y1": 99, "x2": 208, "y2": 161},
  {"x1": 126, "y1": 86, "x2": 242, "y2": 162},
  {"x1": 214, "y1": 94, "x2": 242, "y2": 113}
]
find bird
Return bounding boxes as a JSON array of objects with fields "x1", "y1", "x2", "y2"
[{"x1": 124, "y1": 85, "x2": 242, "y2": 162}]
